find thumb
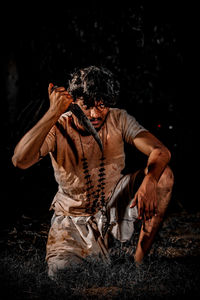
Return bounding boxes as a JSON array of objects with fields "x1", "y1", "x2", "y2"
[
  {"x1": 130, "y1": 195, "x2": 137, "y2": 208},
  {"x1": 48, "y1": 83, "x2": 54, "y2": 96}
]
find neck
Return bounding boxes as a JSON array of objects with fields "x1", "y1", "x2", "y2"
[
  {"x1": 71, "y1": 117, "x2": 103, "y2": 136},
  {"x1": 70, "y1": 111, "x2": 110, "y2": 136}
]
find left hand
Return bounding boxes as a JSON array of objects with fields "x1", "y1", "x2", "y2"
[{"x1": 130, "y1": 174, "x2": 158, "y2": 220}]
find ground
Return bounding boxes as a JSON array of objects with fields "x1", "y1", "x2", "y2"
[{"x1": 0, "y1": 209, "x2": 200, "y2": 300}]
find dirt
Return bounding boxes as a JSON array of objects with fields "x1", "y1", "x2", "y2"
[{"x1": 0, "y1": 210, "x2": 200, "y2": 299}]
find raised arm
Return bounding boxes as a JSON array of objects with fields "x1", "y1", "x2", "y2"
[{"x1": 12, "y1": 83, "x2": 73, "y2": 169}]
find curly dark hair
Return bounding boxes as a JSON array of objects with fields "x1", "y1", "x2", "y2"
[{"x1": 67, "y1": 66, "x2": 120, "y2": 107}]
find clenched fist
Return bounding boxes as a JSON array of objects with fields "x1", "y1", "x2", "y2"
[{"x1": 48, "y1": 83, "x2": 73, "y2": 117}]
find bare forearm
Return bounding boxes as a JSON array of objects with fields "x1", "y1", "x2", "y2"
[
  {"x1": 12, "y1": 83, "x2": 74, "y2": 169},
  {"x1": 12, "y1": 109, "x2": 59, "y2": 169},
  {"x1": 146, "y1": 147, "x2": 171, "y2": 182}
]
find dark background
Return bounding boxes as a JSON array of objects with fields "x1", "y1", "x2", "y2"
[{"x1": 0, "y1": 3, "x2": 195, "y2": 227}]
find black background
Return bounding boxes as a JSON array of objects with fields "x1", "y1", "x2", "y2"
[{"x1": 0, "y1": 3, "x2": 196, "y2": 227}]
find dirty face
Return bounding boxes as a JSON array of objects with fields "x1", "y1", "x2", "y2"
[{"x1": 73, "y1": 99, "x2": 110, "y2": 131}]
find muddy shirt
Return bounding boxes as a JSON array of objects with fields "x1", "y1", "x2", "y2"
[{"x1": 40, "y1": 108, "x2": 147, "y2": 216}]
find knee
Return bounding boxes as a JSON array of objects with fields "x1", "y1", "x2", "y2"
[
  {"x1": 158, "y1": 166, "x2": 174, "y2": 191},
  {"x1": 47, "y1": 257, "x2": 70, "y2": 279}
]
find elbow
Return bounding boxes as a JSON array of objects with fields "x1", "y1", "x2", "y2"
[
  {"x1": 165, "y1": 147, "x2": 171, "y2": 163},
  {"x1": 159, "y1": 145, "x2": 171, "y2": 164},
  {"x1": 12, "y1": 154, "x2": 19, "y2": 168},
  {"x1": 153, "y1": 145, "x2": 171, "y2": 163},
  {"x1": 12, "y1": 154, "x2": 31, "y2": 169}
]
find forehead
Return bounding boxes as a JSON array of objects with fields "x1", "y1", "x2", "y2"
[{"x1": 76, "y1": 98, "x2": 104, "y2": 106}]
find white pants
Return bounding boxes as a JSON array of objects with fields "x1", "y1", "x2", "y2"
[{"x1": 46, "y1": 171, "x2": 143, "y2": 277}]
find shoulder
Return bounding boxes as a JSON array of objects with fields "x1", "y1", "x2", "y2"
[
  {"x1": 108, "y1": 108, "x2": 138, "y2": 127},
  {"x1": 108, "y1": 108, "x2": 129, "y2": 123},
  {"x1": 108, "y1": 108, "x2": 147, "y2": 142}
]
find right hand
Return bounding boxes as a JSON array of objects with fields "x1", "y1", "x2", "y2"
[{"x1": 48, "y1": 83, "x2": 73, "y2": 116}]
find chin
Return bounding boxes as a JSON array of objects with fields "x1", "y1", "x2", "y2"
[{"x1": 93, "y1": 124, "x2": 102, "y2": 130}]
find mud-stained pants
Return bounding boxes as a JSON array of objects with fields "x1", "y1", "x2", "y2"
[{"x1": 46, "y1": 170, "x2": 144, "y2": 277}]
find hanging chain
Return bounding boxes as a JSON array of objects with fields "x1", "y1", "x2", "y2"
[{"x1": 79, "y1": 132, "x2": 106, "y2": 214}]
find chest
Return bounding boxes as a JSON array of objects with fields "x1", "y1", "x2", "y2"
[{"x1": 55, "y1": 124, "x2": 125, "y2": 171}]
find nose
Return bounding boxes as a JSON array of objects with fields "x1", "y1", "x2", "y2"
[{"x1": 90, "y1": 107, "x2": 100, "y2": 119}]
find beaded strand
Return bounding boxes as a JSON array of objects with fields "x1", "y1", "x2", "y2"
[{"x1": 79, "y1": 132, "x2": 106, "y2": 214}]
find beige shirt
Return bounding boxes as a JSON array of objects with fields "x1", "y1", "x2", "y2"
[{"x1": 40, "y1": 108, "x2": 146, "y2": 216}]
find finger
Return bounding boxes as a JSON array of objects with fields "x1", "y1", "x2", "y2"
[
  {"x1": 59, "y1": 92, "x2": 74, "y2": 104},
  {"x1": 137, "y1": 195, "x2": 144, "y2": 220},
  {"x1": 142, "y1": 217, "x2": 148, "y2": 232},
  {"x1": 149, "y1": 201, "x2": 154, "y2": 219},
  {"x1": 61, "y1": 91, "x2": 74, "y2": 98},
  {"x1": 62, "y1": 94, "x2": 74, "y2": 108},
  {"x1": 64, "y1": 91, "x2": 75, "y2": 102},
  {"x1": 153, "y1": 198, "x2": 158, "y2": 217},
  {"x1": 54, "y1": 86, "x2": 66, "y2": 92},
  {"x1": 50, "y1": 86, "x2": 66, "y2": 95},
  {"x1": 50, "y1": 84, "x2": 59, "y2": 95},
  {"x1": 145, "y1": 203, "x2": 150, "y2": 220}
]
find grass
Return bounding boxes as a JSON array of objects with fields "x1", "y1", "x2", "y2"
[{"x1": 1, "y1": 211, "x2": 200, "y2": 299}]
